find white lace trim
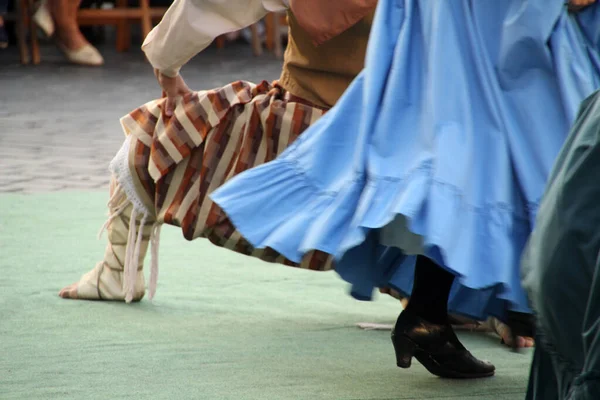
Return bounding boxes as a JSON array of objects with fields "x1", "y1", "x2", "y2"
[{"x1": 109, "y1": 135, "x2": 151, "y2": 217}]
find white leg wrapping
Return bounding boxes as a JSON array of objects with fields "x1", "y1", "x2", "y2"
[
  {"x1": 76, "y1": 192, "x2": 154, "y2": 302},
  {"x1": 75, "y1": 136, "x2": 164, "y2": 302}
]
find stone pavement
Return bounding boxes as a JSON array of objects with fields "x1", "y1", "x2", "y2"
[{"x1": 0, "y1": 43, "x2": 282, "y2": 193}]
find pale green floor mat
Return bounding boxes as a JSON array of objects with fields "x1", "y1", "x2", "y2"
[{"x1": 0, "y1": 192, "x2": 532, "y2": 399}]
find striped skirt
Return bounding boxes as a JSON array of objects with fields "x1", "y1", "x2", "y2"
[
  {"x1": 113, "y1": 80, "x2": 334, "y2": 277},
  {"x1": 111, "y1": 79, "x2": 532, "y2": 333}
]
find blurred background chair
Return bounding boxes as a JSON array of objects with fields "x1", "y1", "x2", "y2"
[{"x1": 4, "y1": 0, "x2": 39, "y2": 64}]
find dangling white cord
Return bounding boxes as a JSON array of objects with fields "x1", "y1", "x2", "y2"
[
  {"x1": 148, "y1": 223, "x2": 162, "y2": 301},
  {"x1": 127, "y1": 212, "x2": 148, "y2": 303},
  {"x1": 123, "y1": 208, "x2": 139, "y2": 303}
]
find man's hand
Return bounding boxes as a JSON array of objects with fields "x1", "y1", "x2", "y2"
[{"x1": 154, "y1": 69, "x2": 192, "y2": 117}]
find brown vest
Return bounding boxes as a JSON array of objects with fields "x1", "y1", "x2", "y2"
[{"x1": 278, "y1": 10, "x2": 374, "y2": 109}]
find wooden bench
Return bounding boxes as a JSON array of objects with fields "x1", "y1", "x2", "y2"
[{"x1": 77, "y1": 1, "x2": 167, "y2": 52}]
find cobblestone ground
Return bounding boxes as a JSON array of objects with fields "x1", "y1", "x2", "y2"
[{"x1": 0, "y1": 43, "x2": 282, "y2": 193}]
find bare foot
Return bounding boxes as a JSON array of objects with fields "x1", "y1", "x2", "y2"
[
  {"x1": 58, "y1": 282, "x2": 79, "y2": 299},
  {"x1": 511, "y1": 336, "x2": 535, "y2": 348},
  {"x1": 488, "y1": 318, "x2": 535, "y2": 348}
]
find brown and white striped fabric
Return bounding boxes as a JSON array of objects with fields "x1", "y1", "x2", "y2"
[{"x1": 119, "y1": 80, "x2": 335, "y2": 272}]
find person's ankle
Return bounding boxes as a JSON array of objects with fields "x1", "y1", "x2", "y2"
[{"x1": 55, "y1": 30, "x2": 90, "y2": 51}]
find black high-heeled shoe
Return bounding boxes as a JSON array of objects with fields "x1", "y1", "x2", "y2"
[{"x1": 391, "y1": 311, "x2": 496, "y2": 379}]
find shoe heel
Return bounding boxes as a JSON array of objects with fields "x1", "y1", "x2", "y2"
[{"x1": 391, "y1": 333, "x2": 416, "y2": 368}]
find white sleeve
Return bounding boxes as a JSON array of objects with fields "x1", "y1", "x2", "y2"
[{"x1": 142, "y1": 0, "x2": 288, "y2": 77}]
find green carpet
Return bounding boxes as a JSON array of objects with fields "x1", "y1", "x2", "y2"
[{"x1": 0, "y1": 192, "x2": 532, "y2": 400}]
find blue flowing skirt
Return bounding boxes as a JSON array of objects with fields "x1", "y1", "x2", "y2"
[{"x1": 212, "y1": 0, "x2": 600, "y2": 321}]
